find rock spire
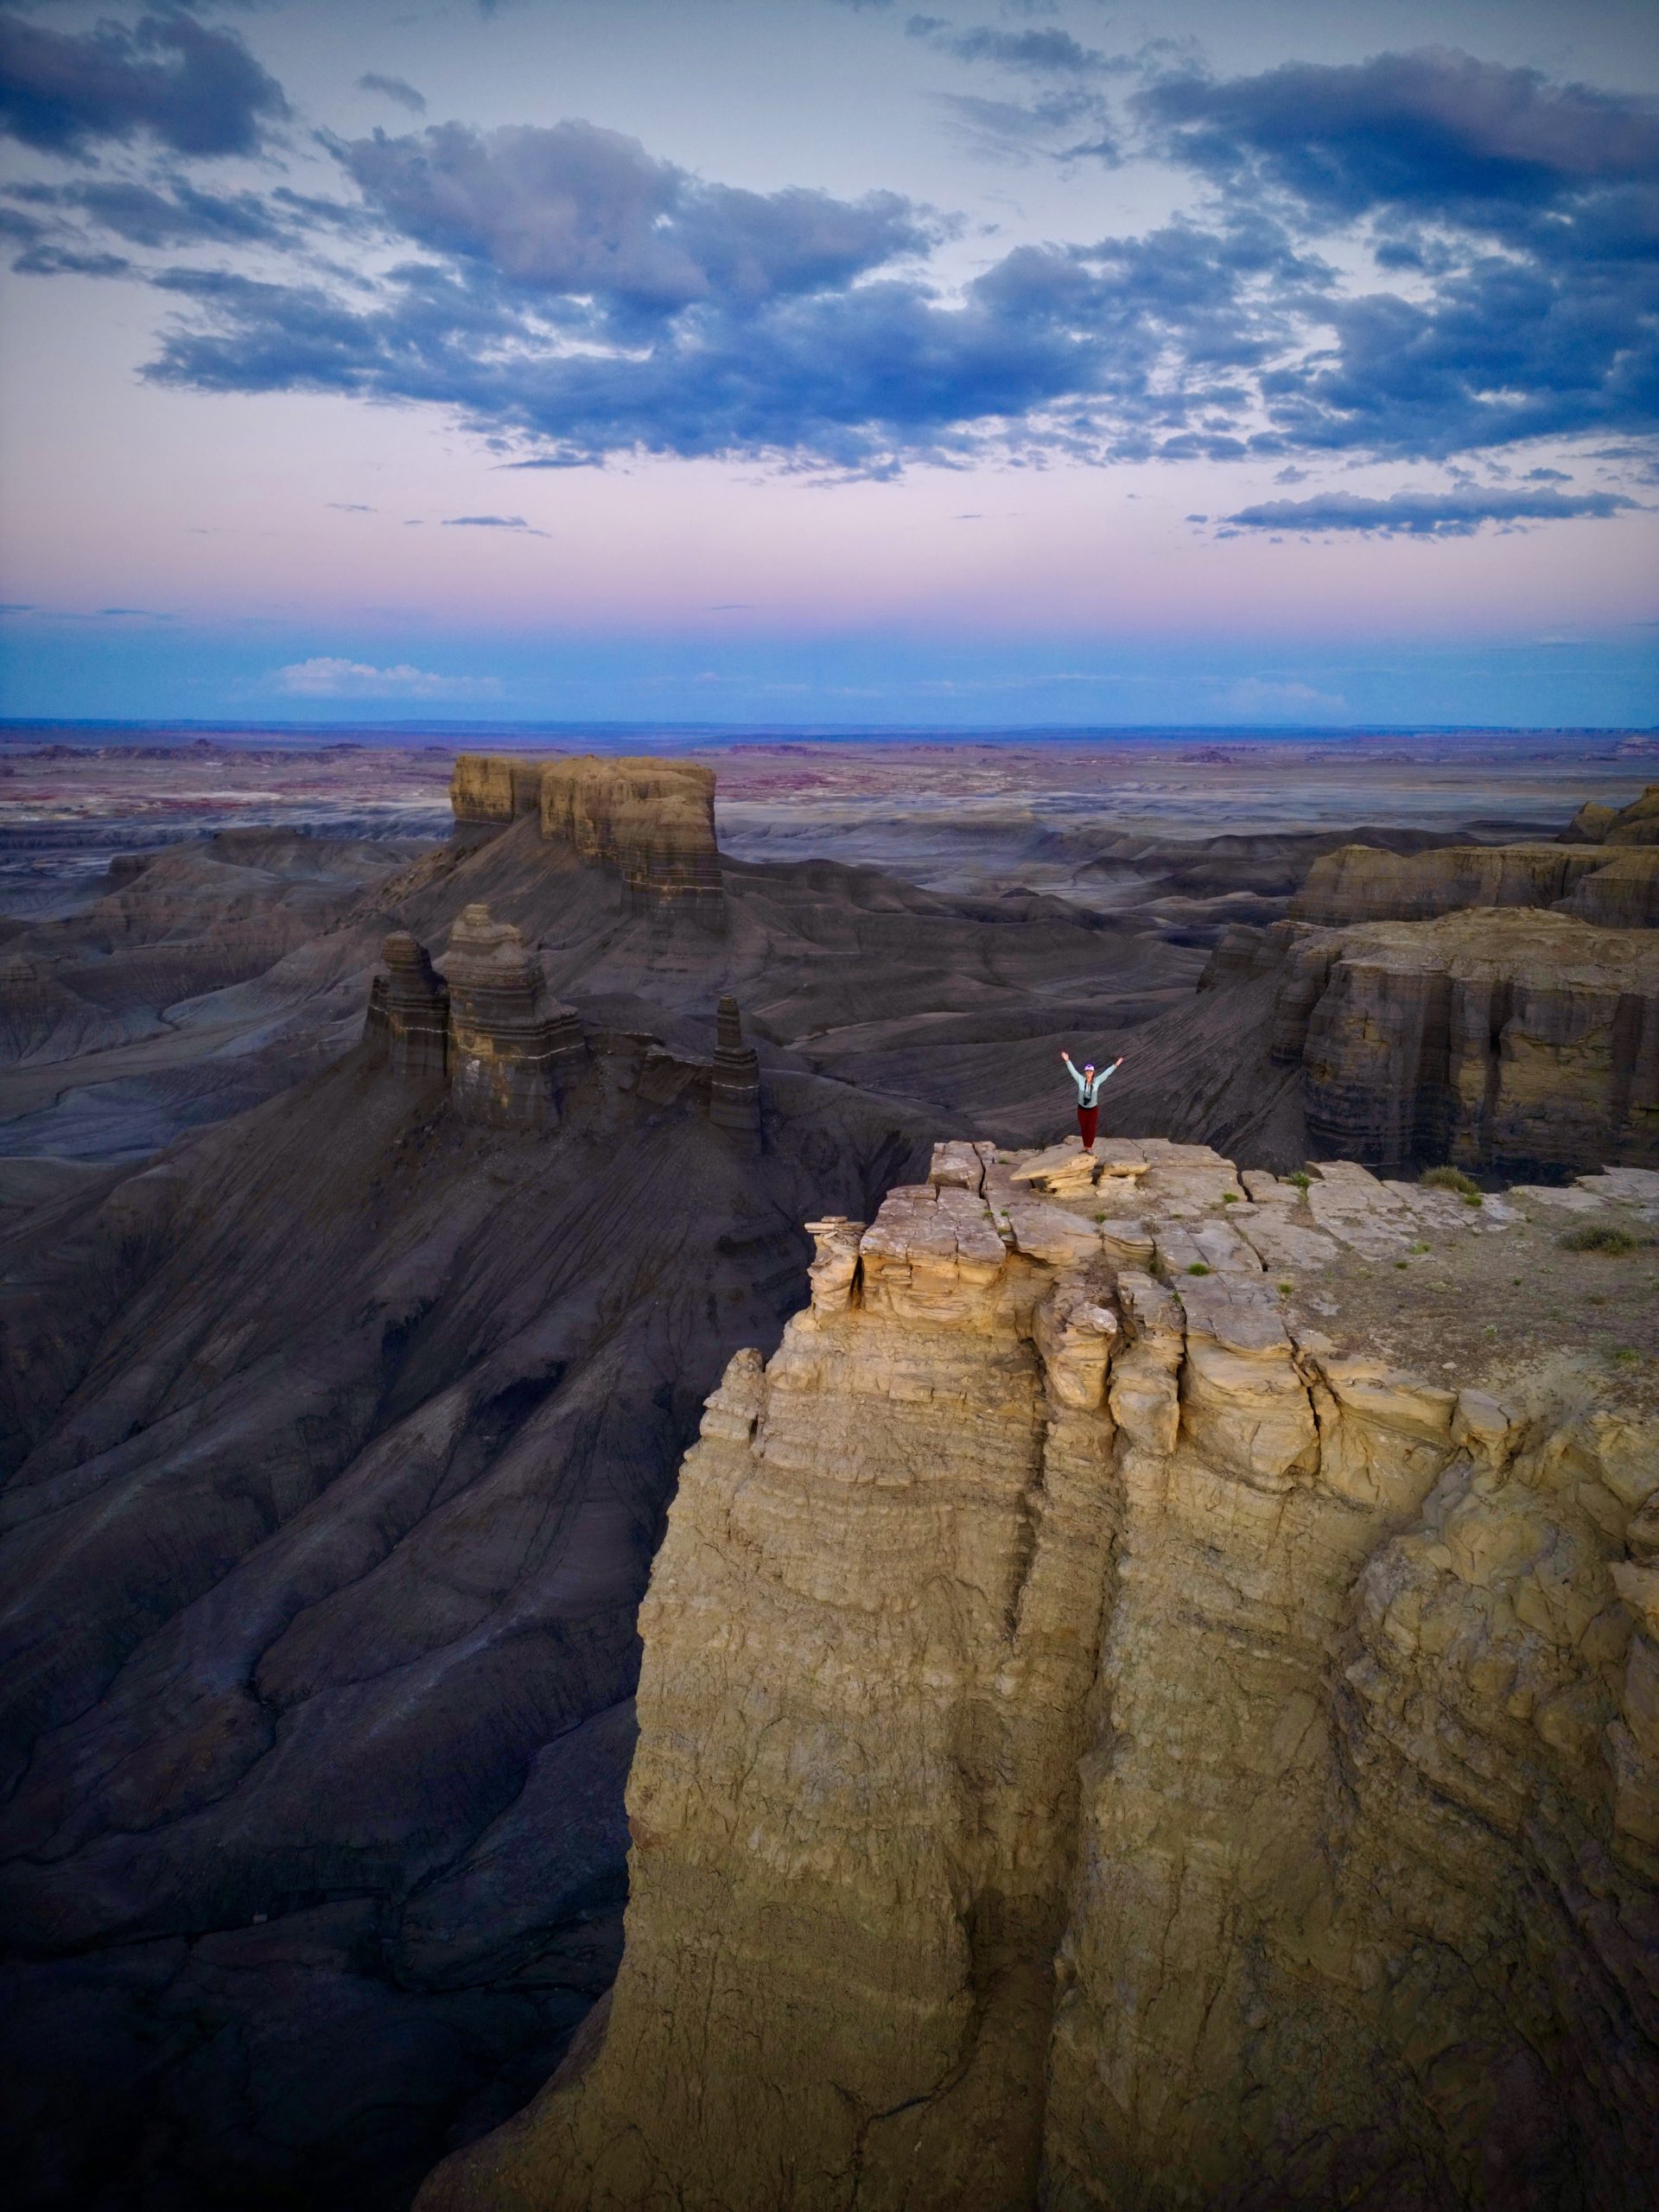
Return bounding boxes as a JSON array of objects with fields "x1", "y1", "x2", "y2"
[
  {"x1": 365, "y1": 931, "x2": 448, "y2": 1081},
  {"x1": 440, "y1": 903, "x2": 582, "y2": 1130},
  {"x1": 708, "y1": 995, "x2": 761, "y2": 1141}
]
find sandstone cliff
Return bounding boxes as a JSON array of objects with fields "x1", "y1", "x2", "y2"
[
  {"x1": 1193, "y1": 910, "x2": 1659, "y2": 1173},
  {"x1": 447, "y1": 754, "x2": 726, "y2": 926},
  {"x1": 1292, "y1": 840, "x2": 1659, "y2": 930},
  {"x1": 420, "y1": 1141, "x2": 1659, "y2": 2212},
  {"x1": 540, "y1": 757, "x2": 724, "y2": 926},
  {"x1": 1294, "y1": 911, "x2": 1659, "y2": 1170},
  {"x1": 450, "y1": 754, "x2": 548, "y2": 825}
]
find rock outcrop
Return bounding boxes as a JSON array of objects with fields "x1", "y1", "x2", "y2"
[
  {"x1": 366, "y1": 929, "x2": 450, "y2": 1081},
  {"x1": 446, "y1": 754, "x2": 726, "y2": 926},
  {"x1": 1293, "y1": 840, "x2": 1659, "y2": 930},
  {"x1": 1605, "y1": 785, "x2": 1659, "y2": 846},
  {"x1": 450, "y1": 753, "x2": 547, "y2": 826},
  {"x1": 707, "y1": 995, "x2": 760, "y2": 1143},
  {"x1": 540, "y1": 757, "x2": 723, "y2": 927},
  {"x1": 419, "y1": 1139, "x2": 1659, "y2": 2212},
  {"x1": 1561, "y1": 799, "x2": 1620, "y2": 845},
  {"x1": 1196, "y1": 910, "x2": 1659, "y2": 1173},
  {"x1": 440, "y1": 904, "x2": 584, "y2": 1130},
  {"x1": 1293, "y1": 911, "x2": 1659, "y2": 1170}
]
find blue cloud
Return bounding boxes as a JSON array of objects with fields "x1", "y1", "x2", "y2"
[
  {"x1": 140, "y1": 207, "x2": 1316, "y2": 474},
  {"x1": 5, "y1": 177, "x2": 298, "y2": 249},
  {"x1": 357, "y1": 72, "x2": 427, "y2": 116},
  {"x1": 337, "y1": 120, "x2": 935, "y2": 321},
  {"x1": 0, "y1": 8, "x2": 288, "y2": 157},
  {"x1": 1139, "y1": 49, "x2": 1659, "y2": 223},
  {"x1": 442, "y1": 513, "x2": 548, "y2": 535},
  {"x1": 907, "y1": 20, "x2": 1117, "y2": 79},
  {"x1": 1221, "y1": 486, "x2": 1638, "y2": 536},
  {"x1": 6, "y1": 43, "x2": 1654, "y2": 490}
]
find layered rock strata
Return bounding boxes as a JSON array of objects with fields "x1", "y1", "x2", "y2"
[
  {"x1": 365, "y1": 930, "x2": 450, "y2": 1081},
  {"x1": 1292, "y1": 841, "x2": 1659, "y2": 930},
  {"x1": 450, "y1": 754, "x2": 547, "y2": 826},
  {"x1": 707, "y1": 995, "x2": 761, "y2": 1143},
  {"x1": 1200, "y1": 911, "x2": 1659, "y2": 1172},
  {"x1": 420, "y1": 1140, "x2": 1659, "y2": 2212},
  {"x1": 446, "y1": 753, "x2": 726, "y2": 925},
  {"x1": 440, "y1": 903, "x2": 583, "y2": 1131},
  {"x1": 540, "y1": 758, "x2": 723, "y2": 927},
  {"x1": 1294, "y1": 911, "x2": 1659, "y2": 1170}
]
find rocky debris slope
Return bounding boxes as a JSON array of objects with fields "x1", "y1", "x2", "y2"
[
  {"x1": 421, "y1": 1141, "x2": 1659, "y2": 2212},
  {"x1": 1195, "y1": 909, "x2": 1659, "y2": 1173},
  {"x1": 0, "y1": 1016, "x2": 938, "y2": 2212}
]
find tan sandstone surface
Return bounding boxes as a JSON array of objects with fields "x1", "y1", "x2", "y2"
[
  {"x1": 1291, "y1": 840, "x2": 1659, "y2": 930},
  {"x1": 419, "y1": 1141, "x2": 1659, "y2": 2212}
]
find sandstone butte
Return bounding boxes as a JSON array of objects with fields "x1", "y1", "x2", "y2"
[
  {"x1": 449, "y1": 753, "x2": 724, "y2": 926},
  {"x1": 419, "y1": 1138, "x2": 1659, "y2": 2212}
]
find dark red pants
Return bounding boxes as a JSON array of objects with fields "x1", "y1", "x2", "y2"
[{"x1": 1077, "y1": 1104, "x2": 1098, "y2": 1149}]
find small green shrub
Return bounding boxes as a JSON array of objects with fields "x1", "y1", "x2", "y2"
[
  {"x1": 1277, "y1": 1281, "x2": 1293, "y2": 1295},
  {"x1": 1560, "y1": 1223, "x2": 1647, "y2": 1255},
  {"x1": 1394, "y1": 1259, "x2": 1408, "y2": 1269},
  {"x1": 1185, "y1": 1262, "x2": 1211, "y2": 1276},
  {"x1": 1611, "y1": 1347, "x2": 1642, "y2": 1364},
  {"x1": 1287, "y1": 1170, "x2": 1313, "y2": 1190},
  {"x1": 1423, "y1": 1165, "x2": 1482, "y2": 1200},
  {"x1": 1221, "y1": 1190, "x2": 1239, "y2": 1204}
]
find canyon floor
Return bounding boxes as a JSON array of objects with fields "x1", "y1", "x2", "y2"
[{"x1": 1, "y1": 728, "x2": 1655, "y2": 2212}]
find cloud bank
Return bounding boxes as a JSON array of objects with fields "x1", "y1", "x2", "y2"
[
  {"x1": 3, "y1": 33, "x2": 1654, "y2": 493},
  {"x1": 0, "y1": 7, "x2": 288, "y2": 157},
  {"x1": 273, "y1": 657, "x2": 503, "y2": 698},
  {"x1": 1222, "y1": 486, "x2": 1639, "y2": 536}
]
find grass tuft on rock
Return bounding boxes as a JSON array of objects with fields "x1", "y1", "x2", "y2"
[
  {"x1": 1560, "y1": 1223, "x2": 1649, "y2": 1255},
  {"x1": 1423, "y1": 1166, "x2": 1482, "y2": 1202}
]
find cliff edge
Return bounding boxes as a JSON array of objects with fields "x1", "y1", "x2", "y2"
[{"x1": 420, "y1": 1140, "x2": 1659, "y2": 2212}]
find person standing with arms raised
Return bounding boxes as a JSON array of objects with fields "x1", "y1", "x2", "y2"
[{"x1": 1059, "y1": 1049, "x2": 1122, "y2": 1152}]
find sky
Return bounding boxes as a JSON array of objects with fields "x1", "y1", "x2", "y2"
[{"x1": 0, "y1": 0, "x2": 1656, "y2": 728}]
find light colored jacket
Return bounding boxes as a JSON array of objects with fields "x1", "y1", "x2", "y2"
[{"x1": 1063, "y1": 1054, "x2": 1118, "y2": 1107}]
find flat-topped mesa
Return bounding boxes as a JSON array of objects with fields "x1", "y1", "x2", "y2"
[
  {"x1": 440, "y1": 902, "x2": 583, "y2": 1130},
  {"x1": 417, "y1": 1138, "x2": 1659, "y2": 2212},
  {"x1": 448, "y1": 753, "x2": 546, "y2": 830},
  {"x1": 1293, "y1": 840, "x2": 1659, "y2": 930},
  {"x1": 707, "y1": 995, "x2": 760, "y2": 1143},
  {"x1": 365, "y1": 931, "x2": 449, "y2": 1080},
  {"x1": 540, "y1": 756, "x2": 724, "y2": 928}
]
